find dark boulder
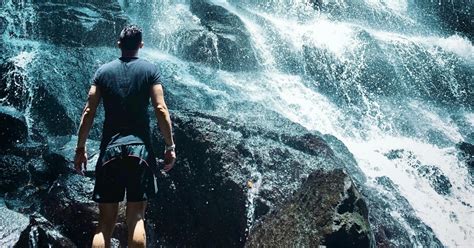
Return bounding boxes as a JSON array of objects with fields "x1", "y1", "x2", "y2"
[
  {"x1": 246, "y1": 169, "x2": 373, "y2": 247},
  {"x1": 33, "y1": 0, "x2": 128, "y2": 47},
  {"x1": 0, "y1": 106, "x2": 28, "y2": 149},
  {"x1": 43, "y1": 135, "x2": 100, "y2": 178},
  {"x1": 0, "y1": 16, "x2": 6, "y2": 34},
  {"x1": 30, "y1": 86, "x2": 77, "y2": 136},
  {"x1": 147, "y1": 111, "x2": 348, "y2": 247},
  {"x1": 188, "y1": 0, "x2": 258, "y2": 71},
  {"x1": 14, "y1": 214, "x2": 76, "y2": 248},
  {"x1": 42, "y1": 173, "x2": 127, "y2": 247},
  {"x1": 0, "y1": 204, "x2": 30, "y2": 247},
  {"x1": 413, "y1": 0, "x2": 473, "y2": 41},
  {"x1": 27, "y1": 158, "x2": 53, "y2": 185},
  {"x1": 457, "y1": 142, "x2": 474, "y2": 182},
  {"x1": 5, "y1": 185, "x2": 44, "y2": 214},
  {"x1": 41, "y1": 173, "x2": 97, "y2": 247},
  {"x1": 0, "y1": 61, "x2": 29, "y2": 111},
  {"x1": 0, "y1": 155, "x2": 29, "y2": 193}
]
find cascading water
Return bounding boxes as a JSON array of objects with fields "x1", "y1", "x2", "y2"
[
  {"x1": 120, "y1": 0, "x2": 473, "y2": 246},
  {"x1": 1, "y1": 0, "x2": 471, "y2": 246}
]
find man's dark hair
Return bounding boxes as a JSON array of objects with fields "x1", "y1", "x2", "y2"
[{"x1": 119, "y1": 25, "x2": 142, "y2": 50}]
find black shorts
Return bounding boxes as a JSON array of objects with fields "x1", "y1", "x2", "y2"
[{"x1": 92, "y1": 145, "x2": 157, "y2": 203}]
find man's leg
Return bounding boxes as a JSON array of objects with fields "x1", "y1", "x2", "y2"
[
  {"x1": 92, "y1": 203, "x2": 119, "y2": 248},
  {"x1": 126, "y1": 201, "x2": 147, "y2": 248}
]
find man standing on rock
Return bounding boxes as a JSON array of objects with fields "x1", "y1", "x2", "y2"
[{"x1": 73, "y1": 25, "x2": 176, "y2": 247}]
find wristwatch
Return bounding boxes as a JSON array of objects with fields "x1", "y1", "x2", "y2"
[{"x1": 165, "y1": 144, "x2": 175, "y2": 152}]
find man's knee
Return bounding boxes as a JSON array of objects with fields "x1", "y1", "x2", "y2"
[
  {"x1": 129, "y1": 236, "x2": 146, "y2": 248},
  {"x1": 126, "y1": 201, "x2": 146, "y2": 222}
]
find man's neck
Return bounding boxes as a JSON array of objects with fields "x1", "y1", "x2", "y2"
[{"x1": 121, "y1": 50, "x2": 139, "y2": 58}]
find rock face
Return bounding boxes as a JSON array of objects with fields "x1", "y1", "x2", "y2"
[
  {"x1": 0, "y1": 205, "x2": 30, "y2": 247},
  {"x1": 188, "y1": 0, "x2": 258, "y2": 71},
  {"x1": 41, "y1": 173, "x2": 98, "y2": 247},
  {"x1": 34, "y1": 0, "x2": 128, "y2": 47},
  {"x1": 147, "y1": 111, "x2": 348, "y2": 247},
  {"x1": 14, "y1": 214, "x2": 76, "y2": 248},
  {"x1": 0, "y1": 155, "x2": 29, "y2": 193},
  {"x1": 41, "y1": 173, "x2": 127, "y2": 247},
  {"x1": 44, "y1": 135, "x2": 100, "y2": 177},
  {"x1": 413, "y1": 0, "x2": 473, "y2": 40},
  {"x1": 246, "y1": 169, "x2": 373, "y2": 247},
  {"x1": 0, "y1": 106, "x2": 28, "y2": 149}
]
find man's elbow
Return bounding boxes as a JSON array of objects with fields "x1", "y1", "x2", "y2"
[
  {"x1": 83, "y1": 107, "x2": 97, "y2": 117},
  {"x1": 154, "y1": 104, "x2": 169, "y2": 116}
]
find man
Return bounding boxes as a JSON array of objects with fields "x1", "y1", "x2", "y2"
[{"x1": 74, "y1": 25, "x2": 176, "y2": 248}]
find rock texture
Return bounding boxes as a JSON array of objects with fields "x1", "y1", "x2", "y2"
[
  {"x1": 0, "y1": 155, "x2": 29, "y2": 193},
  {"x1": 147, "y1": 111, "x2": 351, "y2": 247},
  {"x1": 34, "y1": 0, "x2": 128, "y2": 47},
  {"x1": 0, "y1": 205, "x2": 30, "y2": 247},
  {"x1": 14, "y1": 214, "x2": 76, "y2": 248},
  {"x1": 188, "y1": 0, "x2": 258, "y2": 71},
  {"x1": 246, "y1": 169, "x2": 373, "y2": 247},
  {"x1": 0, "y1": 106, "x2": 28, "y2": 149}
]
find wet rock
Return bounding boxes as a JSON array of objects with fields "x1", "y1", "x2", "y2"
[
  {"x1": 28, "y1": 158, "x2": 53, "y2": 185},
  {"x1": 0, "y1": 106, "x2": 28, "y2": 149},
  {"x1": 7, "y1": 141, "x2": 48, "y2": 158},
  {"x1": 41, "y1": 173, "x2": 97, "y2": 246},
  {"x1": 246, "y1": 169, "x2": 373, "y2": 247},
  {"x1": 14, "y1": 214, "x2": 76, "y2": 248},
  {"x1": 413, "y1": 0, "x2": 473, "y2": 40},
  {"x1": 41, "y1": 173, "x2": 97, "y2": 247},
  {"x1": 5, "y1": 185, "x2": 44, "y2": 214},
  {"x1": 457, "y1": 142, "x2": 474, "y2": 167},
  {"x1": 0, "y1": 16, "x2": 6, "y2": 34},
  {"x1": 0, "y1": 155, "x2": 29, "y2": 193},
  {"x1": 417, "y1": 165, "x2": 452, "y2": 195},
  {"x1": 457, "y1": 142, "x2": 474, "y2": 182},
  {"x1": 0, "y1": 62, "x2": 29, "y2": 111},
  {"x1": 323, "y1": 134, "x2": 367, "y2": 184},
  {"x1": 42, "y1": 173, "x2": 126, "y2": 246},
  {"x1": 0, "y1": 204, "x2": 30, "y2": 247},
  {"x1": 33, "y1": 0, "x2": 128, "y2": 47},
  {"x1": 370, "y1": 176, "x2": 443, "y2": 247},
  {"x1": 30, "y1": 86, "x2": 76, "y2": 136},
  {"x1": 383, "y1": 149, "x2": 452, "y2": 195},
  {"x1": 43, "y1": 135, "x2": 100, "y2": 178},
  {"x1": 148, "y1": 111, "x2": 346, "y2": 247},
  {"x1": 188, "y1": 0, "x2": 258, "y2": 71},
  {"x1": 309, "y1": 0, "x2": 419, "y2": 33}
]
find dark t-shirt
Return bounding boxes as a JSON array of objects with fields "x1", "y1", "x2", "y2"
[{"x1": 92, "y1": 57, "x2": 162, "y2": 151}]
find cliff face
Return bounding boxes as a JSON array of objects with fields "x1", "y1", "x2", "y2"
[{"x1": 1, "y1": 0, "x2": 471, "y2": 247}]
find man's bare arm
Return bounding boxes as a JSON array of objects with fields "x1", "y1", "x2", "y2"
[
  {"x1": 74, "y1": 85, "x2": 101, "y2": 175},
  {"x1": 150, "y1": 84, "x2": 174, "y2": 146},
  {"x1": 77, "y1": 85, "x2": 101, "y2": 148}
]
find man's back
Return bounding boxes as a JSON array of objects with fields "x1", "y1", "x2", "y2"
[{"x1": 92, "y1": 57, "x2": 162, "y2": 149}]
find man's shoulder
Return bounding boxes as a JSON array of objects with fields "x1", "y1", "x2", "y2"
[
  {"x1": 93, "y1": 59, "x2": 119, "y2": 76},
  {"x1": 100, "y1": 59, "x2": 120, "y2": 70},
  {"x1": 136, "y1": 58, "x2": 157, "y2": 69}
]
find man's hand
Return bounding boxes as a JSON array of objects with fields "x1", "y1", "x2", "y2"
[
  {"x1": 163, "y1": 150, "x2": 176, "y2": 172},
  {"x1": 74, "y1": 149, "x2": 88, "y2": 176}
]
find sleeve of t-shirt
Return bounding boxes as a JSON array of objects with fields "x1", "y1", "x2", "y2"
[
  {"x1": 150, "y1": 65, "x2": 162, "y2": 86},
  {"x1": 91, "y1": 67, "x2": 103, "y2": 87}
]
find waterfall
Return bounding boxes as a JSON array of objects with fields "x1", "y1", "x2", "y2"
[
  {"x1": 120, "y1": 0, "x2": 474, "y2": 246},
  {"x1": 115, "y1": 0, "x2": 474, "y2": 247},
  {"x1": 1, "y1": 0, "x2": 469, "y2": 246}
]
